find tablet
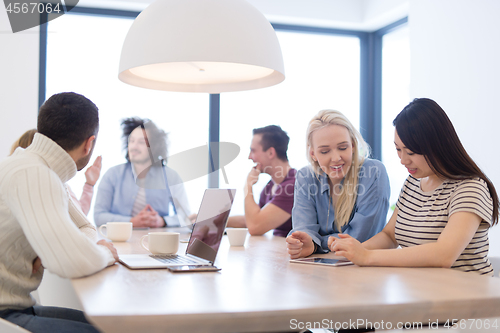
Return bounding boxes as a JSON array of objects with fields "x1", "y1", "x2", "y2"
[{"x1": 290, "y1": 257, "x2": 354, "y2": 267}]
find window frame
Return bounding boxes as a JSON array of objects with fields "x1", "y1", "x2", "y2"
[{"x1": 38, "y1": 5, "x2": 408, "y2": 187}]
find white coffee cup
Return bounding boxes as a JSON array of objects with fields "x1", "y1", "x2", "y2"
[
  {"x1": 99, "y1": 222, "x2": 133, "y2": 242},
  {"x1": 141, "y1": 232, "x2": 180, "y2": 255},
  {"x1": 226, "y1": 228, "x2": 248, "y2": 246}
]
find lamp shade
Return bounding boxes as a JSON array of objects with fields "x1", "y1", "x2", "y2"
[{"x1": 118, "y1": 0, "x2": 285, "y2": 93}]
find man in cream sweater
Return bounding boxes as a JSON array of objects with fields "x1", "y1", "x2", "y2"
[{"x1": 0, "y1": 92, "x2": 118, "y2": 333}]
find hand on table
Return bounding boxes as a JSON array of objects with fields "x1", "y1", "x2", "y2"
[
  {"x1": 97, "y1": 239, "x2": 119, "y2": 262},
  {"x1": 286, "y1": 231, "x2": 315, "y2": 259},
  {"x1": 329, "y1": 233, "x2": 368, "y2": 265},
  {"x1": 131, "y1": 205, "x2": 165, "y2": 228}
]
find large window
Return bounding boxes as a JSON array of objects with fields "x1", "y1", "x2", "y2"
[
  {"x1": 381, "y1": 24, "x2": 410, "y2": 208},
  {"x1": 45, "y1": 10, "x2": 364, "y2": 221},
  {"x1": 44, "y1": 8, "x2": 406, "y2": 224},
  {"x1": 220, "y1": 31, "x2": 360, "y2": 215},
  {"x1": 46, "y1": 13, "x2": 209, "y2": 219}
]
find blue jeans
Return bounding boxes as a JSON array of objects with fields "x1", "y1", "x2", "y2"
[{"x1": 0, "y1": 306, "x2": 100, "y2": 333}]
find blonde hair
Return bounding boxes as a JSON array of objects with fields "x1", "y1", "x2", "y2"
[
  {"x1": 306, "y1": 110, "x2": 370, "y2": 230},
  {"x1": 10, "y1": 129, "x2": 37, "y2": 155}
]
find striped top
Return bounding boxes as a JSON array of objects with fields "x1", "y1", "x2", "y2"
[{"x1": 395, "y1": 176, "x2": 494, "y2": 276}]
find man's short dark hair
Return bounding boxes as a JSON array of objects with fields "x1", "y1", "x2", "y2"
[
  {"x1": 37, "y1": 92, "x2": 99, "y2": 151},
  {"x1": 252, "y1": 125, "x2": 289, "y2": 161},
  {"x1": 121, "y1": 117, "x2": 168, "y2": 163}
]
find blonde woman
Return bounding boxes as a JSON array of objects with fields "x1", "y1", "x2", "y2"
[
  {"x1": 9, "y1": 129, "x2": 37, "y2": 154},
  {"x1": 286, "y1": 110, "x2": 390, "y2": 259}
]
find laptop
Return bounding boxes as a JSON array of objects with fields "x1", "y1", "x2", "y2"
[{"x1": 119, "y1": 188, "x2": 236, "y2": 270}]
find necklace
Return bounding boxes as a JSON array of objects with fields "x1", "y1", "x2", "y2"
[
  {"x1": 326, "y1": 179, "x2": 337, "y2": 233},
  {"x1": 327, "y1": 180, "x2": 341, "y2": 233},
  {"x1": 326, "y1": 189, "x2": 333, "y2": 233}
]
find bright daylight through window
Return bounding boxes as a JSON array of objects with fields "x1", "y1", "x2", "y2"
[{"x1": 46, "y1": 13, "x2": 361, "y2": 219}]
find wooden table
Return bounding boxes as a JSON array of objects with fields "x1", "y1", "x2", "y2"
[{"x1": 72, "y1": 228, "x2": 500, "y2": 333}]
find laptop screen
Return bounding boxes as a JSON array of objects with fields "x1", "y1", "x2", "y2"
[{"x1": 186, "y1": 189, "x2": 236, "y2": 263}]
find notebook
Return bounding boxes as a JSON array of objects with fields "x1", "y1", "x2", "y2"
[{"x1": 119, "y1": 188, "x2": 236, "y2": 270}]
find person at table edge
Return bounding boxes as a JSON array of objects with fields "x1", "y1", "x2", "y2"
[{"x1": 0, "y1": 92, "x2": 118, "y2": 333}]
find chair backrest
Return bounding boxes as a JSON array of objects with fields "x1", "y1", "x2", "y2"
[
  {"x1": 37, "y1": 270, "x2": 83, "y2": 311},
  {"x1": 0, "y1": 318, "x2": 31, "y2": 333},
  {"x1": 488, "y1": 257, "x2": 500, "y2": 278}
]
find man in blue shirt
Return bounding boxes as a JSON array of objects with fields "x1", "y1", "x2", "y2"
[{"x1": 94, "y1": 118, "x2": 191, "y2": 228}]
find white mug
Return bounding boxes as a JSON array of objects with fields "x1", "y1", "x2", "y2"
[
  {"x1": 141, "y1": 232, "x2": 180, "y2": 255},
  {"x1": 98, "y1": 222, "x2": 133, "y2": 242},
  {"x1": 226, "y1": 228, "x2": 248, "y2": 246}
]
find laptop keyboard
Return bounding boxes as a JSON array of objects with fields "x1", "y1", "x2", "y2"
[{"x1": 150, "y1": 254, "x2": 198, "y2": 265}]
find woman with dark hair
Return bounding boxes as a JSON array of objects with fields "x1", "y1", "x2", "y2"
[{"x1": 330, "y1": 98, "x2": 498, "y2": 276}]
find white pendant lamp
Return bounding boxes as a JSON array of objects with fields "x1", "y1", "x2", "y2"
[{"x1": 118, "y1": 0, "x2": 285, "y2": 93}]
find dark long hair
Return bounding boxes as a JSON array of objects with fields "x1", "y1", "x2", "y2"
[{"x1": 394, "y1": 98, "x2": 498, "y2": 225}]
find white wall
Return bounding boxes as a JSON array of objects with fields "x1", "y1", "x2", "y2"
[
  {"x1": 409, "y1": 0, "x2": 500, "y2": 256},
  {"x1": 0, "y1": 9, "x2": 38, "y2": 159}
]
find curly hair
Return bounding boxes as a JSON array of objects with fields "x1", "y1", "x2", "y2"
[{"x1": 121, "y1": 117, "x2": 168, "y2": 163}]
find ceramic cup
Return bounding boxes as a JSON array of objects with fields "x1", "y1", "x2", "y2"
[
  {"x1": 226, "y1": 228, "x2": 248, "y2": 246},
  {"x1": 98, "y1": 222, "x2": 133, "y2": 242},
  {"x1": 140, "y1": 232, "x2": 180, "y2": 255}
]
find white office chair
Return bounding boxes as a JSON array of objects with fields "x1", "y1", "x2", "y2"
[
  {"x1": 31, "y1": 290, "x2": 40, "y2": 304},
  {"x1": 488, "y1": 256, "x2": 500, "y2": 278},
  {"x1": 37, "y1": 270, "x2": 84, "y2": 311},
  {"x1": 0, "y1": 318, "x2": 31, "y2": 333}
]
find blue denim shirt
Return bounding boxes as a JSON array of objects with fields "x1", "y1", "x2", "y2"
[
  {"x1": 94, "y1": 163, "x2": 191, "y2": 227},
  {"x1": 289, "y1": 158, "x2": 390, "y2": 253}
]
